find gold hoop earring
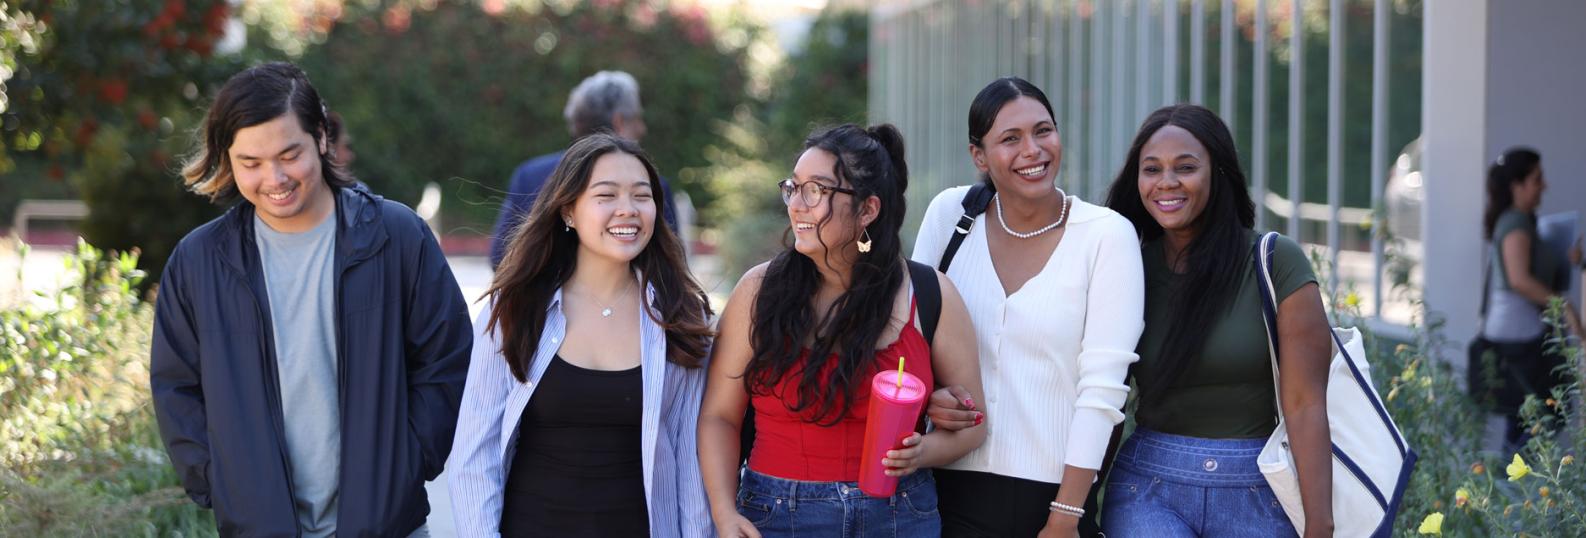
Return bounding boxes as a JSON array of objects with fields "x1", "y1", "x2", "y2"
[{"x1": 856, "y1": 229, "x2": 873, "y2": 253}]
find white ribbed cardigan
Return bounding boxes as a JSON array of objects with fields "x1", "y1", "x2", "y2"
[{"x1": 911, "y1": 186, "x2": 1144, "y2": 483}]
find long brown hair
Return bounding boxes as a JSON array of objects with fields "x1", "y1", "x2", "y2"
[{"x1": 485, "y1": 134, "x2": 712, "y2": 382}]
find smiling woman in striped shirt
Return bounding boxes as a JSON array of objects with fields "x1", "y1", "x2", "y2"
[
  {"x1": 913, "y1": 77, "x2": 1145, "y2": 538},
  {"x1": 448, "y1": 133, "x2": 715, "y2": 537}
]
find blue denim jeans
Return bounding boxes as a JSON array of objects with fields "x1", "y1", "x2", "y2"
[
  {"x1": 737, "y1": 468, "x2": 941, "y2": 538},
  {"x1": 1101, "y1": 428, "x2": 1297, "y2": 538}
]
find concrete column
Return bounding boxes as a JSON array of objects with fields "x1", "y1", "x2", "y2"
[{"x1": 1419, "y1": 2, "x2": 1488, "y2": 370}]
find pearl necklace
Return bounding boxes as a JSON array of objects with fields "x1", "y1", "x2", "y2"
[{"x1": 995, "y1": 188, "x2": 1071, "y2": 239}]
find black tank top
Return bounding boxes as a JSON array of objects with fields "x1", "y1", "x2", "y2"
[{"x1": 500, "y1": 355, "x2": 649, "y2": 537}]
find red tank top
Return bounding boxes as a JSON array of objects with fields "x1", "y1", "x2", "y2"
[{"x1": 747, "y1": 299, "x2": 934, "y2": 482}]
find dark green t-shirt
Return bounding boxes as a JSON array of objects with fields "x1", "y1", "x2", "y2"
[{"x1": 1132, "y1": 230, "x2": 1318, "y2": 439}]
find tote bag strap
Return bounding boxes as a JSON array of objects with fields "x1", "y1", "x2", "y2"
[{"x1": 1252, "y1": 232, "x2": 1287, "y2": 425}]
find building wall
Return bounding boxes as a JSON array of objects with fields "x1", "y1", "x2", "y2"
[{"x1": 1485, "y1": 2, "x2": 1586, "y2": 234}]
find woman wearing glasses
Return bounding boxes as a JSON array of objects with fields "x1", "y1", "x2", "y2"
[
  {"x1": 913, "y1": 77, "x2": 1144, "y2": 537},
  {"x1": 699, "y1": 124, "x2": 986, "y2": 538}
]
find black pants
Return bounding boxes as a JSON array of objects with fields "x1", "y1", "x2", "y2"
[
  {"x1": 937, "y1": 469, "x2": 1104, "y2": 537},
  {"x1": 1469, "y1": 335, "x2": 1567, "y2": 447}
]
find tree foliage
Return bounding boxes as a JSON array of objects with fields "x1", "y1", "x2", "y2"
[
  {"x1": 294, "y1": 0, "x2": 755, "y2": 234},
  {"x1": 2, "y1": 0, "x2": 249, "y2": 282}
]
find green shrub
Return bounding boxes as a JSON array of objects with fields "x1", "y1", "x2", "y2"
[
  {"x1": 0, "y1": 240, "x2": 213, "y2": 535},
  {"x1": 1316, "y1": 226, "x2": 1584, "y2": 536}
]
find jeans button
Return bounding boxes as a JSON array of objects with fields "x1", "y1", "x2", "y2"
[{"x1": 1203, "y1": 458, "x2": 1219, "y2": 472}]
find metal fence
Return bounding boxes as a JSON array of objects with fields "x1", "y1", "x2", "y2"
[{"x1": 870, "y1": 0, "x2": 1422, "y2": 326}]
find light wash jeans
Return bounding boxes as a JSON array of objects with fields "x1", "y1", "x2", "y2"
[{"x1": 1101, "y1": 428, "x2": 1297, "y2": 537}]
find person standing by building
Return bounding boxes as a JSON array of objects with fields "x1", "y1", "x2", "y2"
[{"x1": 1475, "y1": 147, "x2": 1583, "y2": 448}]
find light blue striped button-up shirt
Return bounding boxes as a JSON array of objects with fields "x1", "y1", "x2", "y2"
[{"x1": 447, "y1": 287, "x2": 714, "y2": 537}]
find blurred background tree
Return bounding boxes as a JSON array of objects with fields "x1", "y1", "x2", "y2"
[
  {"x1": 704, "y1": 7, "x2": 867, "y2": 282},
  {"x1": 1, "y1": 0, "x2": 248, "y2": 287},
  {"x1": 294, "y1": 0, "x2": 756, "y2": 236},
  {"x1": 2, "y1": 0, "x2": 761, "y2": 283}
]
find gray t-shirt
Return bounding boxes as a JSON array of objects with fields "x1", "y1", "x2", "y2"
[{"x1": 255, "y1": 212, "x2": 341, "y2": 537}]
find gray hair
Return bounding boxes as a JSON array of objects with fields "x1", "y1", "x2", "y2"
[{"x1": 564, "y1": 70, "x2": 643, "y2": 138}]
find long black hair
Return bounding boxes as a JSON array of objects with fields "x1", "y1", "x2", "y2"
[
  {"x1": 1105, "y1": 104, "x2": 1255, "y2": 397},
  {"x1": 743, "y1": 124, "x2": 909, "y2": 426},
  {"x1": 181, "y1": 62, "x2": 356, "y2": 201},
  {"x1": 1483, "y1": 147, "x2": 1541, "y2": 239},
  {"x1": 967, "y1": 76, "x2": 1056, "y2": 186},
  {"x1": 486, "y1": 134, "x2": 713, "y2": 382}
]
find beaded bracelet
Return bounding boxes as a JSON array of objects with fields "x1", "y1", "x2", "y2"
[{"x1": 1049, "y1": 501, "x2": 1085, "y2": 517}]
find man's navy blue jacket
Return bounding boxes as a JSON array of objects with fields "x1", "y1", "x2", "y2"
[{"x1": 150, "y1": 186, "x2": 472, "y2": 537}]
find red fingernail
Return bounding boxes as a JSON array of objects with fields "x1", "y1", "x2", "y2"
[
  {"x1": 965, "y1": 397, "x2": 976, "y2": 410},
  {"x1": 974, "y1": 413, "x2": 984, "y2": 425}
]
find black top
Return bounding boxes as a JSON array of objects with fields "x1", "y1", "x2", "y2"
[{"x1": 501, "y1": 355, "x2": 648, "y2": 537}]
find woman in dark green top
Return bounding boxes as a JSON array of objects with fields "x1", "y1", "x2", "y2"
[
  {"x1": 1100, "y1": 105, "x2": 1335, "y2": 538},
  {"x1": 1477, "y1": 148, "x2": 1582, "y2": 447}
]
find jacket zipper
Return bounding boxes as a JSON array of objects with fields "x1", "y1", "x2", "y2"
[{"x1": 236, "y1": 266, "x2": 302, "y2": 526}]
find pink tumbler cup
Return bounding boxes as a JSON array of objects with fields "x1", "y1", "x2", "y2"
[{"x1": 858, "y1": 369, "x2": 927, "y2": 497}]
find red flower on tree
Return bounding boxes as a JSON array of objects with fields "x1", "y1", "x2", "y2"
[{"x1": 98, "y1": 80, "x2": 128, "y2": 105}]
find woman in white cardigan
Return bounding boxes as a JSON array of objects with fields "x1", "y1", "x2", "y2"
[{"x1": 912, "y1": 77, "x2": 1144, "y2": 538}]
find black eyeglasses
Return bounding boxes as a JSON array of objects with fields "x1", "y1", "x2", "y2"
[{"x1": 779, "y1": 179, "x2": 856, "y2": 207}]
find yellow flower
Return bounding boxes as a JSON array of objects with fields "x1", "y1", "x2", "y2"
[
  {"x1": 1396, "y1": 343, "x2": 1410, "y2": 355},
  {"x1": 1540, "y1": 486, "x2": 1550, "y2": 498},
  {"x1": 1420, "y1": 376, "x2": 1432, "y2": 388},
  {"x1": 1507, "y1": 454, "x2": 1531, "y2": 481},
  {"x1": 1563, "y1": 455, "x2": 1575, "y2": 466},
  {"x1": 1344, "y1": 292, "x2": 1362, "y2": 308},
  {"x1": 1472, "y1": 462, "x2": 1486, "y2": 475},
  {"x1": 1417, "y1": 512, "x2": 1444, "y2": 535},
  {"x1": 1454, "y1": 488, "x2": 1470, "y2": 508},
  {"x1": 1388, "y1": 386, "x2": 1400, "y2": 402}
]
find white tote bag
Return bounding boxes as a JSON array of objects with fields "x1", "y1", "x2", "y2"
[{"x1": 1251, "y1": 232, "x2": 1417, "y2": 538}]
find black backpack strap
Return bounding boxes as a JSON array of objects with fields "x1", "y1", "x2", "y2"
[
  {"x1": 937, "y1": 183, "x2": 996, "y2": 273},
  {"x1": 907, "y1": 260, "x2": 943, "y2": 345}
]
